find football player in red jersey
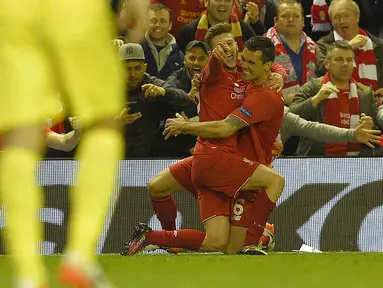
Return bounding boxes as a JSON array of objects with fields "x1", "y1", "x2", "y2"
[
  {"x1": 162, "y1": 36, "x2": 285, "y2": 254},
  {"x1": 121, "y1": 25, "x2": 285, "y2": 256}
]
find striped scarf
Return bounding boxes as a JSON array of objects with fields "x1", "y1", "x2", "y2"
[
  {"x1": 322, "y1": 72, "x2": 361, "y2": 156},
  {"x1": 265, "y1": 26, "x2": 317, "y2": 95},
  {"x1": 334, "y1": 29, "x2": 378, "y2": 91},
  {"x1": 195, "y1": 10, "x2": 245, "y2": 51}
]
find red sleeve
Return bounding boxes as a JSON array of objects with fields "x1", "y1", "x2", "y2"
[
  {"x1": 271, "y1": 62, "x2": 287, "y2": 83},
  {"x1": 230, "y1": 90, "x2": 273, "y2": 125},
  {"x1": 201, "y1": 54, "x2": 223, "y2": 84}
]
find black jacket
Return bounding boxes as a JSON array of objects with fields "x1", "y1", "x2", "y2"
[
  {"x1": 124, "y1": 73, "x2": 194, "y2": 158},
  {"x1": 141, "y1": 38, "x2": 184, "y2": 80}
]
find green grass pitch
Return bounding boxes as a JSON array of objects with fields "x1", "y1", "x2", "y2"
[{"x1": 0, "y1": 253, "x2": 382, "y2": 287}]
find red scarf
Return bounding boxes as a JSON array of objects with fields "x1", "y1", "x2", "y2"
[
  {"x1": 265, "y1": 26, "x2": 317, "y2": 92},
  {"x1": 334, "y1": 29, "x2": 378, "y2": 92},
  {"x1": 323, "y1": 73, "x2": 361, "y2": 156},
  {"x1": 195, "y1": 10, "x2": 245, "y2": 51}
]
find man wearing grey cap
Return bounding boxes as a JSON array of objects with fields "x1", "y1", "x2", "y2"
[
  {"x1": 118, "y1": 43, "x2": 196, "y2": 158},
  {"x1": 166, "y1": 40, "x2": 209, "y2": 101}
]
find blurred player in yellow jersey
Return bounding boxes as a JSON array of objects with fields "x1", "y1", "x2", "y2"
[{"x1": 0, "y1": 0, "x2": 145, "y2": 287}]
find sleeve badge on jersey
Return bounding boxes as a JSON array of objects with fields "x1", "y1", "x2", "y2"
[{"x1": 239, "y1": 107, "x2": 252, "y2": 118}]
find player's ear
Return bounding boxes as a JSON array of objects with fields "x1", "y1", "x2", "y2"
[
  {"x1": 143, "y1": 63, "x2": 147, "y2": 72},
  {"x1": 264, "y1": 61, "x2": 272, "y2": 72}
]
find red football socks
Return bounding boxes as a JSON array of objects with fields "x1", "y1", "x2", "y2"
[
  {"x1": 146, "y1": 229, "x2": 206, "y2": 250},
  {"x1": 244, "y1": 189, "x2": 276, "y2": 246},
  {"x1": 150, "y1": 195, "x2": 177, "y2": 230}
]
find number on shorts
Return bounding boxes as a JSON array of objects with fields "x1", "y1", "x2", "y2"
[{"x1": 232, "y1": 198, "x2": 245, "y2": 221}]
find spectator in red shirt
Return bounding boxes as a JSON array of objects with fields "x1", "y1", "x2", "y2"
[
  {"x1": 177, "y1": 0, "x2": 264, "y2": 53},
  {"x1": 150, "y1": 0, "x2": 206, "y2": 39}
]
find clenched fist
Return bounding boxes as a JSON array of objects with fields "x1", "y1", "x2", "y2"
[
  {"x1": 141, "y1": 84, "x2": 166, "y2": 97},
  {"x1": 312, "y1": 83, "x2": 339, "y2": 108},
  {"x1": 348, "y1": 35, "x2": 368, "y2": 50}
]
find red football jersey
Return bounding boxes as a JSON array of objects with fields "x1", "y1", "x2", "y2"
[
  {"x1": 232, "y1": 83, "x2": 284, "y2": 165},
  {"x1": 195, "y1": 54, "x2": 245, "y2": 153}
]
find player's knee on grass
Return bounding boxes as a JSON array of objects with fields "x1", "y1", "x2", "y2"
[
  {"x1": 147, "y1": 168, "x2": 183, "y2": 198},
  {"x1": 201, "y1": 216, "x2": 230, "y2": 251},
  {"x1": 202, "y1": 233, "x2": 228, "y2": 251},
  {"x1": 225, "y1": 226, "x2": 247, "y2": 254}
]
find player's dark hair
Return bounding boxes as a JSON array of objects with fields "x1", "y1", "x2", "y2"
[
  {"x1": 244, "y1": 36, "x2": 276, "y2": 64},
  {"x1": 326, "y1": 41, "x2": 354, "y2": 60},
  {"x1": 276, "y1": 0, "x2": 304, "y2": 19},
  {"x1": 147, "y1": 4, "x2": 172, "y2": 22},
  {"x1": 204, "y1": 23, "x2": 232, "y2": 51}
]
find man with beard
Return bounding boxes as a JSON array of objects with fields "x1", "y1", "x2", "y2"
[
  {"x1": 118, "y1": 43, "x2": 194, "y2": 158},
  {"x1": 166, "y1": 40, "x2": 209, "y2": 100}
]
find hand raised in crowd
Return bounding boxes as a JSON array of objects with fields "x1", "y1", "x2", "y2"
[
  {"x1": 115, "y1": 108, "x2": 142, "y2": 125},
  {"x1": 142, "y1": 84, "x2": 166, "y2": 97},
  {"x1": 312, "y1": 83, "x2": 339, "y2": 108},
  {"x1": 353, "y1": 123, "x2": 381, "y2": 149},
  {"x1": 348, "y1": 35, "x2": 368, "y2": 50},
  {"x1": 111, "y1": 39, "x2": 124, "y2": 47},
  {"x1": 163, "y1": 113, "x2": 187, "y2": 140},
  {"x1": 264, "y1": 73, "x2": 284, "y2": 93},
  {"x1": 188, "y1": 73, "x2": 201, "y2": 102},
  {"x1": 245, "y1": 1, "x2": 260, "y2": 24},
  {"x1": 69, "y1": 117, "x2": 82, "y2": 132},
  {"x1": 212, "y1": 43, "x2": 231, "y2": 67},
  {"x1": 358, "y1": 113, "x2": 374, "y2": 130}
]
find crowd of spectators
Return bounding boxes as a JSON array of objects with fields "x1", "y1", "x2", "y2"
[{"x1": 37, "y1": 0, "x2": 383, "y2": 159}]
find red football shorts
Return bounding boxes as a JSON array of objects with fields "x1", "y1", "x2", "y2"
[
  {"x1": 230, "y1": 190, "x2": 258, "y2": 228},
  {"x1": 192, "y1": 146, "x2": 260, "y2": 199},
  {"x1": 168, "y1": 156, "x2": 198, "y2": 199},
  {"x1": 198, "y1": 188, "x2": 232, "y2": 223}
]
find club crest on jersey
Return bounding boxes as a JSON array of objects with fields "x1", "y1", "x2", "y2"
[{"x1": 239, "y1": 107, "x2": 252, "y2": 118}]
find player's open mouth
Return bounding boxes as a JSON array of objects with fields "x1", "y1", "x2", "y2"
[
  {"x1": 154, "y1": 29, "x2": 163, "y2": 33},
  {"x1": 226, "y1": 53, "x2": 234, "y2": 61},
  {"x1": 217, "y1": 8, "x2": 227, "y2": 13},
  {"x1": 193, "y1": 67, "x2": 201, "y2": 73}
]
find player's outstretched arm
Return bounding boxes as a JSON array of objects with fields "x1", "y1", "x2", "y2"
[
  {"x1": 282, "y1": 109, "x2": 381, "y2": 148},
  {"x1": 163, "y1": 114, "x2": 247, "y2": 139}
]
